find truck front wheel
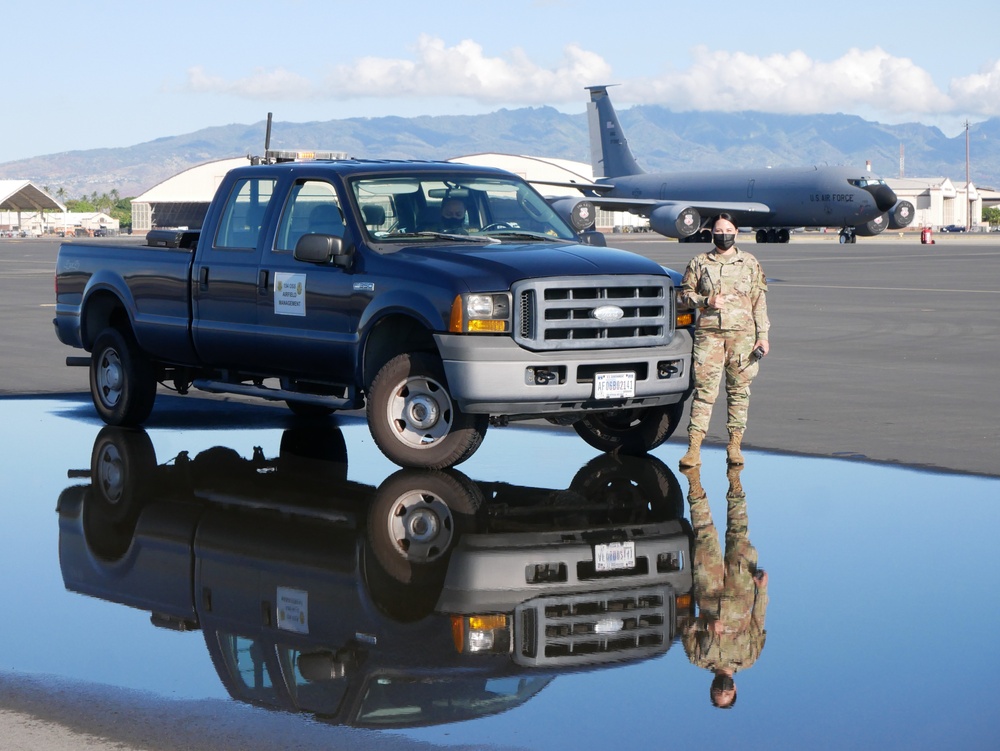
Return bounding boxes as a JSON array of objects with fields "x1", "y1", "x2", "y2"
[
  {"x1": 367, "y1": 352, "x2": 487, "y2": 468},
  {"x1": 90, "y1": 327, "x2": 157, "y2": 426},
  {"x1": 573, "y1": 402, "x2": 683, "y2": 455}
]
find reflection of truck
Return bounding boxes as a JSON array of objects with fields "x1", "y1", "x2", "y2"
[
  {"x1": 58, "y1": 426, "x2": 693, "y2": 728},
  {"x1": 54, "y1": 158, "x2": 693, "y2": 468}
]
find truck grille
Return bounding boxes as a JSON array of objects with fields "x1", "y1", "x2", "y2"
[
  {"x1": 515, "y1": 586, "x2": 673, "y2": 667},
  {"x1": 513, "y1": 275, "x2": 674, "y2": 351}
]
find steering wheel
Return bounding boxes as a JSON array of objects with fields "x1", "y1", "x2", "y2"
[{"x1": 480, "y1": 222, "x2": 515, "y2": 232}]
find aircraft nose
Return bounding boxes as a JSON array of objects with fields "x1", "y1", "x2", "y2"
[{"x1": 866, "y1": 183, "x2": 898, "y2": 212}]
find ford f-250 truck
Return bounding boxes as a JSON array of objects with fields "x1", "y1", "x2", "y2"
[{"x1": 54, "y1": 158, "x2": 693, "y2": 468}]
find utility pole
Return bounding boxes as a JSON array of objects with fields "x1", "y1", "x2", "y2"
[{"x1": 966, "y1": 120, "x2": 971, "y2": 230}]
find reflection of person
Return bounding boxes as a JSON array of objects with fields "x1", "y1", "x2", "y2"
[
  {"x1": 438, "y1": 197, "x2": 467, "y2": 232},
  {"x1": 678, "y1": 213, "x2": 769, "y2": 467},
  {"x1": 679, "y1": 465, "x2": 767, "y2": 709}
]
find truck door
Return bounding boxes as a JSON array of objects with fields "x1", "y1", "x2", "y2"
[
  {"x1": 192, "y1": 176, "x2": 277, "y2": 367},
  {"x1": 257, "y1": 178, "x2": 363, "y2": 383}
]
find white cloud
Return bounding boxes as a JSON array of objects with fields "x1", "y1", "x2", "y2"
[
  {"x1": 949, "y1": 59, "x2": 1000, "y2": 116},
  {"x1": 323, "y1": 35, "x2": 611, "y2": 104},
  {"x1": 185, "y1": 65, "x2": 315, "y2": 100},
  {"x1": 635, "y1": 46, "x2": 953, "y2": 118},
  {"x1": 180, "y1": 39, "x2": 1000, "y2": 120}
]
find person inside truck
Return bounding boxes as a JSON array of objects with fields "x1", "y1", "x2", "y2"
[{"x1": 436, "y1": 196, "x2": 468, "y2": 233}]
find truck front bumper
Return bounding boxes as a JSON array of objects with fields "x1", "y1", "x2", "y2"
[{"x1": 434, "y1": 329, "x2": 693, "y2": 416}]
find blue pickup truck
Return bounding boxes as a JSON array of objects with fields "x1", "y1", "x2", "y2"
[{"x1": 54, "y1": 158, "x2": 693, "y2": 468}]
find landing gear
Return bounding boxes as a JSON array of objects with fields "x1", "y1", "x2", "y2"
[
  {"x1": 839, "y1": 228, "x2": 857, "y2": 244},
  {"x1": 755, "y1": 228, "x2": 791, "y2": 244}
]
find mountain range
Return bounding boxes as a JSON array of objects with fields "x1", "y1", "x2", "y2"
[{"x1": 2, "y1": 106, "x2": 997, "y2": 199}]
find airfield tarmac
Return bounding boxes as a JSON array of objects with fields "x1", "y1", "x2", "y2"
[{"x1": 3, "y1": 232, "x2": 997, "y2": 477}]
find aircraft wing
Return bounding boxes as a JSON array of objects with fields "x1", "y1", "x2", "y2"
[{"x1": 586, "y1": 196, "x2": 771, "y2": 216}]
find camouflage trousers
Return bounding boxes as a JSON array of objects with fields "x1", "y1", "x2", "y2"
[{"x1": 688, "y1": 327, "x2": 759, "y2": 435}]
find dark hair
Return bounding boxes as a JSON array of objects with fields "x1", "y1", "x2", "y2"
[
  {"x1": 712, "y1": 212, "x2": 735, "y2": 227},
  {"x1": 710, "y1": 673, "x2": 738, "y2": 709}
]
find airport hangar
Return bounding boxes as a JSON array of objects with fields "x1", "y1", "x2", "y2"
[{"x1": 128, "y1": 155, "x2": 998, "y2": 234}]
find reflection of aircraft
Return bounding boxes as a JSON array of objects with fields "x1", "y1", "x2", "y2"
[
  {"x1": 58, "y1": 426, "x2": 693, "y2": 729},
  {"x1": 553, "y1": 86, "x2": 914, "y2": 244}
]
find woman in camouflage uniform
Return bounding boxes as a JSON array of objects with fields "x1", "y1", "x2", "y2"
[{"x1": 678, "y1": 214, "x2": 769, "y2": 467}]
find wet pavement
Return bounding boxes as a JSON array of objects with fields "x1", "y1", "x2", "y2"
[{"x1": 2, "y1": 395, "x2": 998, "y2": 749}]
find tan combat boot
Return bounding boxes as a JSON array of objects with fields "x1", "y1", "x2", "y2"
[
  {"x1": 680, "y1": 465, "x2": 706, "y2": 500},
  {"x1": 679, "y1": 431, "x2": 704, "y2": 468},
  {"x1": 726, "y1": 429, "x2": 745, "y2": 466}
]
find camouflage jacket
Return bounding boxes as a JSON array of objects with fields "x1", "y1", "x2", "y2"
[
  {"x1": 681, "y1": 580, "x2": 769, "y2": 673},
  {"x1": 679, "y1": 247, "x2": 769, "y2": 339}
]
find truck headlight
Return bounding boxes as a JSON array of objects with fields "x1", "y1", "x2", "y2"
[
  {"x1": 674, "y1": 289, "x2": 695, "y2": 328},
  {"x1": 451, "y1": 614, "x2": 511, "y2": 654},
  {"x1": 449, "y1": 293, "x2": 511, "y2": 333}
]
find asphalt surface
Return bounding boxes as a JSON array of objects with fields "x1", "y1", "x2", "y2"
[{"x1": 2, "y1": 232, "x2": 998, "y2": 477}]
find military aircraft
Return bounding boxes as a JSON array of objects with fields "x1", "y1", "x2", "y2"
[{"x1": 551, "y1": 85, "x2": 914, "y2": 244}]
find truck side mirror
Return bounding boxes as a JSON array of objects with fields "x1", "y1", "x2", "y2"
[
  {"x1": 294, "y1": 234, "x2": 354, "y2": 267},
  {"x1": 579, "y1": 230, "x2": 607, "y2": 247}
]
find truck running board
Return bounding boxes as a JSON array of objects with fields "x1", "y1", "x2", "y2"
[{"x1": 191, "y1": 379, "x2": 355, "y2": 410}]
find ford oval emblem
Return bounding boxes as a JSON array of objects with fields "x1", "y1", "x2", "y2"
[{"x1": 592, "y1": 305, "x2": 625, "y2": 323}]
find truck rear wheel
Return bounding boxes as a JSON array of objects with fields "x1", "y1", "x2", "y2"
[
  {"x1": 90, "y1": 327, "x2": 157, "y2": 426},
  {"x1": 367, "y1": 352, "x2": 487, "y2": 468},
  {"x1": 573, "y1": 402, "x2": 683, "y2": 455}
]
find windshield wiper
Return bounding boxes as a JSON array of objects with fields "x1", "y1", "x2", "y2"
[
  {"x1": 478, "y1": 230, "x2": 570, "y2": 242},
  {"x1": 387, "y1": 231, "x2": 498, "y2": 244}
]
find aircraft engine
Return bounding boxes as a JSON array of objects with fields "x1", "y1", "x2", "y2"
[
  {"x1": 889, "y1": 200, "x2": 915, "y2": 230},
  {"x1": 548, "y1": 198, "x2": 597, "y2": 232},
  {"x1": 854, "y1": 212, "x2": 889, "y2": 237},
  {"x1": 649, "y1": 204, "x2": 701, "y2": 239}
]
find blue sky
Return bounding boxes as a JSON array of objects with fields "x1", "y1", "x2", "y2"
[{"x1": 3, "y1": 0, "x2": 997, "y2": 164}]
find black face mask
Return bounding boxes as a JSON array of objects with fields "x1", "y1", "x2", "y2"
[
  {"x1": 442, "y1": 216, "x2": 464, "y2": 229},
  {"x1": 713, "y1": 233, "x2": 736, "y2": 250}
]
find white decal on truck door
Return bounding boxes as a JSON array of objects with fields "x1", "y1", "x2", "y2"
[{"x1": 274, "y1": 272, "x2": 306, "y2": 316}]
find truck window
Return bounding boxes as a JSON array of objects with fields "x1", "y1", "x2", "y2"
[
  {"x1": 275, "y1": 180, "x2": 345, "y2": 252},
  {"x1": 214, "y1": 178, "x2": 277, "y2": 250}
]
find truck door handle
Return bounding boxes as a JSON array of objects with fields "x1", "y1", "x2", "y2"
[
  {"x1": 258, "y1": 269, "x2": 269, "y2": 294},
  {"x1": 199, "y1": 266, "x2": 209, "y2": 290}
]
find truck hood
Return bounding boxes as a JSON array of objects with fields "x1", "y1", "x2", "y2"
[{"x1": 382, "y1": 241, "x2": 672, "y2": 292}]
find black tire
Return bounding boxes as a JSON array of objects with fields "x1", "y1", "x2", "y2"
[
  {"x1": 89, "y1": 426, "x2": 157, "y2": 519},
  {"x1": 89, "y1": 327, "x2": 157, "y2": 426},
  {"x1": 366, "y1": 352, "x2": 488, "y2": 468},
  {"x1": 569, "y1": 452, "x2": 684, "y2": 523},
  {"x1": 83, "y1": 426, "x2": 157, "y2": 560},
  {"x1": 573, "y1": 401, "x2": 684, "y2": 455},
  {"x1": 367, "y1": 468, "x2": 482, "y2": 585}
]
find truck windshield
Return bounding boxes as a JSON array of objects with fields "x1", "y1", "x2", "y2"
[{"x1": 351, "y1": 173, "x2": 577, "y2": 245}]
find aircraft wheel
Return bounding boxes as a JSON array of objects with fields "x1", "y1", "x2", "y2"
[
  {"x1": 777, "y1": 229, "x2": 790, "y2": 243},
  {"x1": 839, "y1": 231, "x2": 850, "y2": 244},
  {"x1": 755, "y1": 229, "x2": 768, "y2": 243}
]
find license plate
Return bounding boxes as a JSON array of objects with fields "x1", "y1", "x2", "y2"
[
  {"x1": 594, "y1": 371, "x2": 635, "y2": 399},
  {"x1": 594, "y1": 541, "x2": 636, "y2": 572}
]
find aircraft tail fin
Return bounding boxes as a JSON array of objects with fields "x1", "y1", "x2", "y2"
[{"x1": 586, "y1": 85, "x2": 644, "y2": 179}]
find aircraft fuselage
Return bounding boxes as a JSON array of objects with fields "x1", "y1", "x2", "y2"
[{"x1": 602, "y1": 165, "x2": 883, "y2": 229}]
